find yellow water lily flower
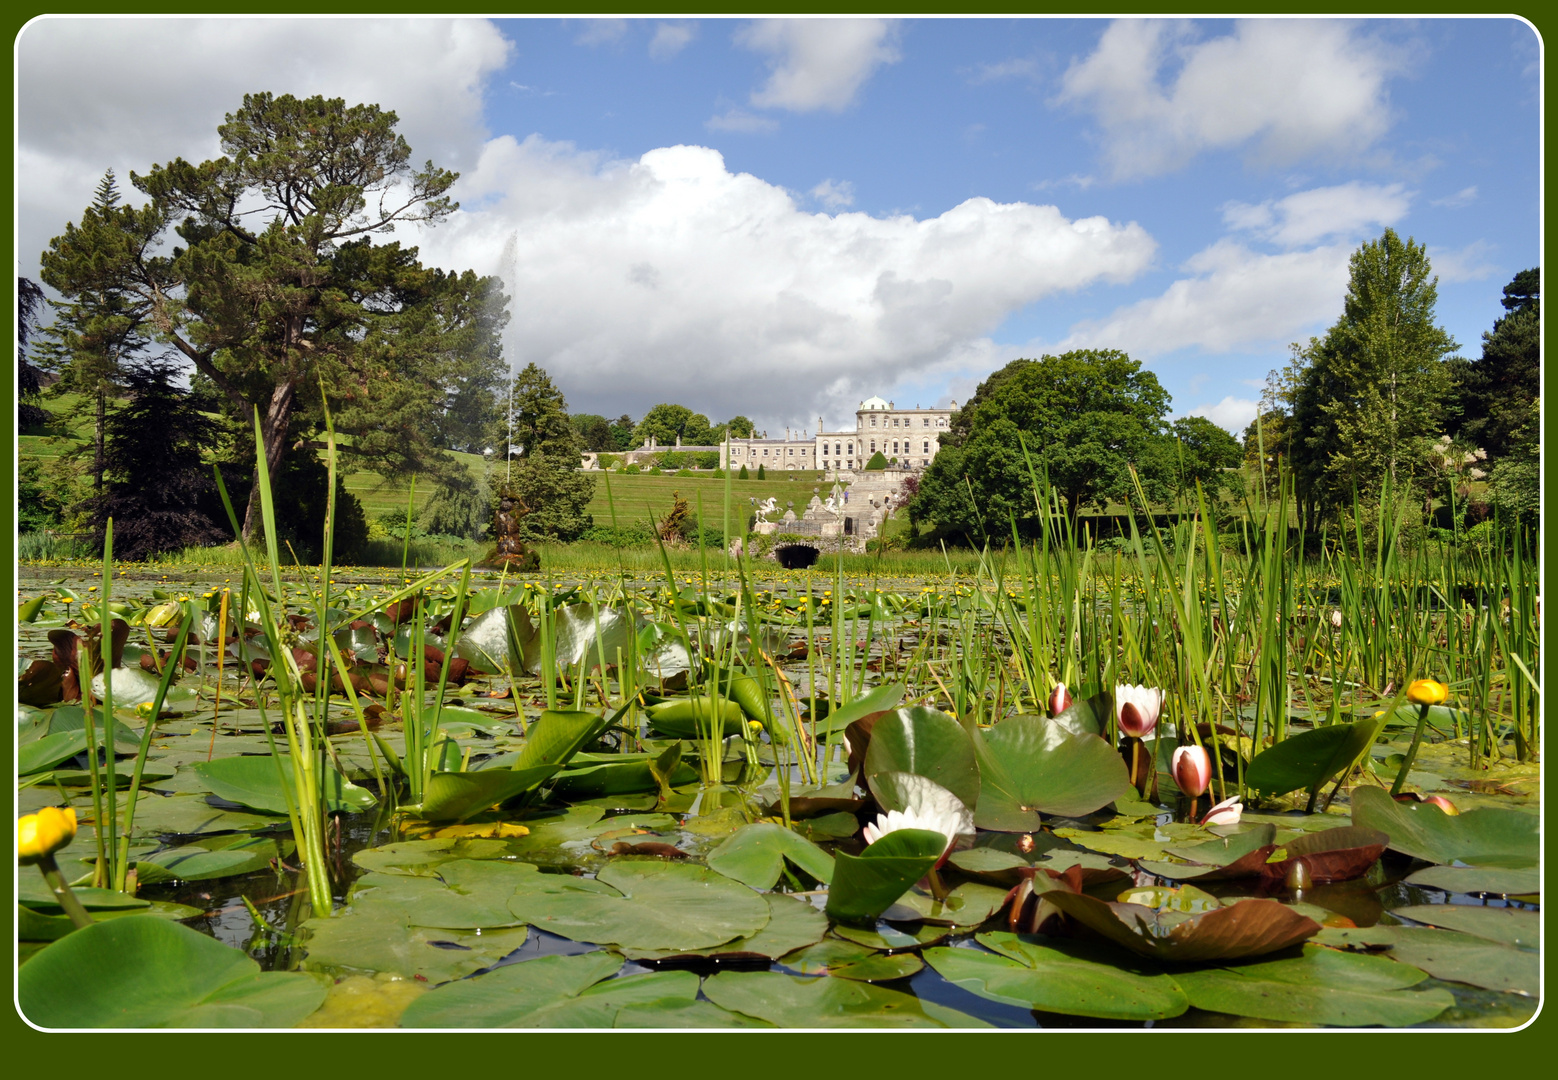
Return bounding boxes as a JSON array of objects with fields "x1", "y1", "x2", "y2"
[
  {"x1": 1407, "y1": 679, "x2": 1449, "y2": 706},
  {"x1": 19, "y1": 806, "x2": 77, "y2": 865}
]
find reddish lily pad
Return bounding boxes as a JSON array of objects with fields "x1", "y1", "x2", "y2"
[
  {"x1": 1039, "y1": 872, "x2": 1321, "y2": 963},
  {"x1": 1262, "y1": 826, "x2": 1389, "y2": 885}
]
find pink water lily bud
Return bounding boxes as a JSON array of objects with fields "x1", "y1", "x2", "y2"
[
  {"x1": 1172, "y1": 744, "x2": 1212, "y2": 797},
  {"x1": 1047, "y1": 682, "x2": 1072, "y2": 717},
  {"x1": 1200, "y1": 795, "x2": 1243, "y2": 827},
  {"x1": 1421, "y1": 794, "x2": 1460, "y2": 816},
  {"x1": 1114, "y1": 684, "x2": 1163, "y2": 739}
]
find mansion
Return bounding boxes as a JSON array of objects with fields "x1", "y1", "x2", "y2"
[{"x1": 719, "y1": 396, "x2": 957, "y2": 473}]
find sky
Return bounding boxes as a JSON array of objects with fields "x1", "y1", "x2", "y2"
[{"x1": 14, "y1": 16, "x2": 1542, "y2": 437}]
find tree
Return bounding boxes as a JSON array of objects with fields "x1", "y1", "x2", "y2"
[
  {"x1": 570, "y1": 413, "x2": 618, "y2": 452},
  {"x1": 420, "y1": 465, "x2": 492, "y2": 540},
  {"x1": 725, "y1": 415, "x2": 756, "y2": 438},
  {"x1": 864, "y1": 451, "x2": 889, "y2": 470},
  {"x1": 85, "y1": 358, "x2": 228, "y2": 561},
  {"x1": 499, "y1": 364, "x2": 595, "y2": 542},
  {"x1": 37, "y1": 171, "x2": 160, "y2": 496},
  {"x1": 914, "y1": 349, "x2": 1171, "y2": 532},
  {"x1": 110, "y1": 92, "x2": 495, "y2": 538},
  {"x1": 633, "y1": 403, "x2": 716, "y2": 446},
  {"x1": 1287, "y1": 230, "x2": 1458, "y2": 524},
  {"x1": 18, "y1": 277, "x2": 49, "y2": 430},
  {"x1": 609, "y1": 414, "x2": 637, "y2": 450},
  {"x1": 1162, "y1": 416, "x2": 1243, "y2": 502},
  {"x1": 1453, "y1": 268, "x2": 1538, "y2": 462}
]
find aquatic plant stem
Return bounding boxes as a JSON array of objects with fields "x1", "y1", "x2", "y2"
[
  {"x1": 36, "y1": 855, "x2": 94, "y2": 929},
  {"x1": 1389, "y1": 702, "x2": 1433, "y2": 797}
]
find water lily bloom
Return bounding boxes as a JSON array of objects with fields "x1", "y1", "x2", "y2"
[
  {"x1": 1200, "y1": 796, "x2": 1243, "y2": 827},
  {"x1": 18, "y1": 806, "x2": 77, "y2": 865},
  {"x1": 1172, "y1": 745, "x2": 1212, "y2": 797},
  {"x1": 1114, "y1": 684, "x2": 1163, "y2": 738},
  {"x1": 1330, "y1": 609, "x2": 1343, "y2": 629},
  {"x1": 1047, "y1": 682, "x2": 1072, "y2": 717},
  {"x1": 1407, "y1": 679, "x2": 1449, "y2": 706},
  {"x1": 863, "y1": 807, "x2": 970, "y2": 862},
  {"x1": 1421, "y1": 794, "x2": 1460, "y2": 815}
]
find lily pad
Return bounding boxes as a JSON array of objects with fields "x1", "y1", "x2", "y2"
[
  {"x1": 134, "y1": 839, "x2": 277, "y2": 883},
  {"x1": 414, "y1": 766, "x2": 557, "y2": 822},
  {"x1": 779, "y1": 938, "x2": 923, "y2": 981},
  {"x1": 1173, "y1": 944, "x2": 1455, "y2": 1027},
  {"x1": 1244, "y1": 717, "x2": 1385, "y2": 799},
  {"x1": 701, "y1": 970, "x2": 990, "y2": 1028},
  {"x1": 1141, "y1": 824, "x2": 1279, "y2": 882},
  {"x1": 973, "y1": 716, "x2": 1132, "y2": 829},
  {"x1": 302, "y1": 916, "x2": 529, "y2": 985},
  {"x1": 887, "y1": 882, "x2": 1011, "y2": 928},
  {"x1": 1383, "y1": 927, "x2": 1539, "y2": 996},
  {"x1": 18, "y1": 729, "x2": 90, "y2": 775},
  {"x1": 352, "y1": 837, "x2": 515, "y2": 877},
  {"x1": 398, "y1": 951, "x2": 624, "y2": 1027},
  {"x1": 1402, "y1": 865, "x2": 1541, "y2": 897},
  {"x1": 925, "y1": 933, "x2": 1189, "y2": 1021},
  {"x1": 813, "y1": 682, "x2": 904, "y2": 734},
  {"x1": 1350, "y1": 786, "x2": 1538, "y2": 867},
  {"x1": 505, "y1": 859, "x2": 769, "y2": 952},
  {"x1": 191, "y1": 755, "x2": 376, "y2": 815},
  {"x1": 833, "y1": 922, "x2": 951, "y2": 951},
  {"x1": 863, "y1": 706, "x2": 980, "y2": 811},
  {"x1": 1387, "y1": 905, "x2": 1539, "y2": 949},
  {"x1": 706, "y1": 822, "x2": 835, "y2": 889},
  {"x1": 19, "y1": 917, "x2": 327, "y2": 1028},
  {"x1": 824, "y1": 828, "x2": 944, "y2": 924},
  {"x1": 347, "y1": 860, "x2": 537, "y2": 929},
  {"x1": 1265, "y1": 826, "x2": 1389, "y2": 885},
  {"x1": 621, "y1": 893, "x2": 828, "y2": 962}
]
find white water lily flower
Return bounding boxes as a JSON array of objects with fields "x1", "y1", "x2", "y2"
[
  {"x1": 1114, "y1": 684, "x2": 1164, "y2": 738},
  {"x1": 862, "y1": 774, "x2": 974, "y2": 861},
  {"x1": 1200, "y1": 796, "x2": 1243, "y2": 827}
]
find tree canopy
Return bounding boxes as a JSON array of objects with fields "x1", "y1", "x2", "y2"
[
  {"x1": 912, "y1": 349, "x2": 1173, "y2": 536},
  {"x1": 41, "y1": 92, "x2": 505, "y2": 538}
]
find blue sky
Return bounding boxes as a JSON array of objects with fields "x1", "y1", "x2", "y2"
[{"x1": 16, "y1": 17, "x2": 1542, "y2": 435}]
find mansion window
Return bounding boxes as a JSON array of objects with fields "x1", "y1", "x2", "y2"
[
  {"x1": 922, "y1": 418, "x2": 929, "y2": 426},
  {"x1": 871, "y1": 417, "x2": 878, "y2": 426}
]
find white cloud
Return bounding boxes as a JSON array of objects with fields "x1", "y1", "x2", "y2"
[
  {"x1": 1428, "y1": 240, "x2": 1497, "y2": 283},
  {"x1": 970, "y1": 57, "x2": 1039, "y2": 84},
  {"x1": 1057, "y1": 19, "x2": 1404, "y2": 178},
  {"x1": 574, "y1": 19, "x2": 628, "y2": 47},
  {"x1": 1060, "y1": 239, "x2": 1352, "y2": 357},
  {"x1": 811, "y1": 179, "x2": 856, "y2": 209},
  {"x1": 1222, "y1": 181, "x2": 1411, "y2": 248},
  {"x1": 1431, "y1": 185, "x2": 1478, "y2": 208},
  {"x1": 649, "y1": 21, "x2": 696, "y2": 61},
  {"x1": 1185, "y1": 396, "x2": 1259, "y2": 435},
  {"x1": 412, "y1": 137, "x2": 1157, "y2": 428},
  {"x1": 737, "y1": 18, "x2": 901, "y2": 113},
  {"x1": 16, "y1": 16, "x2": 510, "y2": 276},
  {"x1": 705, "y1": 108, "x2": 779, "y2": 134}
]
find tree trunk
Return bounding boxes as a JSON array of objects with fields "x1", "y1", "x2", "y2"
[{"x1": 242, "y1": 381, "x2": 298, "y2": 542}]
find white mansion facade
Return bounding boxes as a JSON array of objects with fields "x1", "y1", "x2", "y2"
[{"x1": 719, "y1": 396, "x2": 956, "y2": 474}]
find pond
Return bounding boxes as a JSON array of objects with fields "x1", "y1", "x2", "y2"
[{"x1": 16, "y1": 558, "x2": 1541, "y2": 1029}]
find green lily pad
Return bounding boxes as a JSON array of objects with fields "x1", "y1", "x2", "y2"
[
  {"x1": 414, "y1": 766, "x2": 557, "y2": 823},
  {"x1": 947, "y1": 847, "x2": 1029, "y2": 876},
  {"x1": 1384, "y1": 927, "x2": 1539, "y2": 996},
  {"x1": 1387, "y1": 905, "x2": 1539, "y2": 949},
  {"x1": 833, "y1": 922, "x2": 950, "y2": 951},
  {"x1": 191, "y1": 755, "x2": 376, "y2": 815},
  {"x1": 347, "y1": 860, "x2": 538, "y2": 929},
  {"x1": 1245, "y1": 717, "x2": 1385, "y2": 799},
  {"x1": 925, "y1": 932, "x2": 1189, "y2": 1021},
  {"x1": 621, "y1": 894, "x2": 828, "y2": 962},
  {"x1": 1402, "y1": 865, "x2": 1541, "y2": 897},
  {"x1": 779, "y1": 938, "x2": 924, "y2": 981},
  {"x1": 550, "y1": 758, "x2": 697, "y2": 799},
  {"x1": 887, "y1": 882, "x2": 1011, "y2": 927},
  {"x1": 701, "y1": 970, "x2": 990, "y2": 1028},
  {"x1": 107, "y1": 792, "x2": 288, "y2": 836},
  {"x1": 19, "y1": 918, "x2": 327, "y2": 1028},
  {"x1": 1174, "y1": 944, "x2": 1456, "y2": 1027},
  {"x1": 505, "y1": 859, "x2": 769, "y2": 952},
  {"x1": 501, "y1": 807, "x2": 679, "y2": 868},
  {"x1": 302, "y1": 914, "x2": 529, "y2": 985},
  {"x1": 1350, "y1": 786, "x2": 1538, "y2": 866},
  {"x1": 824, "y1": 828, "x2": 944, "y2": 923},
  {"x1": 812, "y1": 682, "x2": 904, "y2": 734},
  {"x1": 134, "y1": 838, "x2": 277, "y2": 883},
  {"x1": 706, "y1": 822, "x2": 834, "y2": 889},
  {"x1": 863, "y1": 706, "x2": 980, "y2": 811},
  {"x1": 18, "y1": 901, "x2": 205, "y2": 942},
  {"x1": 352, "y1": 837, "x2": 515, "y2": 877},
  {"x1": 973, "y1": 716, "x2": 1132, "y2": 829},
  {"x1": 398, "y1": 951, "x2": 624, "y2": 1027},
  {"x1": 18, "y1": 729, "x2": 90, "y2": 775}
]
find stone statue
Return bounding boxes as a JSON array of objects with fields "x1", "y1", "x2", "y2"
[
  {"x1": 488, "y1": 489, "x2": 540, "y2": 572},
  {"x1": 754, "y1": 497, "x2": 779, "y2": 523}
]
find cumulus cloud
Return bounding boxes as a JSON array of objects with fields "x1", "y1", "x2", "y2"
[
  {"x1": 649, "y1": 21, "x2": 696, "y2": 60},
  {"x1": 1057, "y1": 19, "x2": 1404, "y2": 178},
  {"x1": 1428, "y1": 240, "x2": 1497, "y2": 283},
  {"x1": 16, "y1": 16, "x2": 510, "y2": 276},
  {"x1": 412, "y1": 137, "x2": 1157, "y2": 428},
  {"x1": 1185, "y1": 396, "x2": 1259, "y2": 435},
  {"x1": 1222, "y1": 181, "x2": 1411, "y2": 248},
  {"x1": 1060, "y1": 239, "x2": 1352, "y2": 357},
  {"x1": 811, "y1": 179, "x2": 856, "y2": 209},
  {"x1": 737, "y1": 18, "x2": 901, "y2": 112}
]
